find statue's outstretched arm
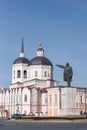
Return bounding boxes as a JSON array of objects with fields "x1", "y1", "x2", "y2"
[{"x1": 56, "y1": 64, "x2": 65, "y2": 69}]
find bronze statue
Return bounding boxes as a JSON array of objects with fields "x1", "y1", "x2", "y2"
[{"x1": 56, "y1": 62, "x2": 73, "y2": 87}]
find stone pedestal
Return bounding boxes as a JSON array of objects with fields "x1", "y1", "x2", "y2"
[{"x1": 60, "y1": 87, "x2": 80, "y2": 116}]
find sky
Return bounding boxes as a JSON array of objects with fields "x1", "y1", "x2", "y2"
[{"x1": 0, "y1": 0, "x2": 87, "y2": 88}]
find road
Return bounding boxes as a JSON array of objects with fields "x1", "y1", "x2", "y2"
[{"x1": 0, "y1": 119, "x2": 87, "y2": 130}]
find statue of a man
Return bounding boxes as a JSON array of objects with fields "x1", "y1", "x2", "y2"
[{"x1": 56, "y1": 62, "x2": 73, "y2": 87}]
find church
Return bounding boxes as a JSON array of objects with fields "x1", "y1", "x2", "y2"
[{"x1": 0, "y1": 37, "x2": 87, "y2": 117}]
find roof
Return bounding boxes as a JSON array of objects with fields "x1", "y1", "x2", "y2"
[
  {"x1": 13, "y1": 57, "x2": 30, "y2": 64},
  {"x1": 29, "y1": 56, "x2": 53, "y2": 66}
]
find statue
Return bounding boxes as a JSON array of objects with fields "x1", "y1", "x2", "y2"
[{"x1": 56, "y1": 62, "x2": 73, "y2": 87}]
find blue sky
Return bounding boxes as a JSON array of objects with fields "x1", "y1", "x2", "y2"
[{"x1": 0, "y1": 0, "x2": 87, "y2": 88}]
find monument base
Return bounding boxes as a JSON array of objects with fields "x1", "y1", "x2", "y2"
[{"x1": 60, "y1": 87, "x2": 80, "y2": 116}]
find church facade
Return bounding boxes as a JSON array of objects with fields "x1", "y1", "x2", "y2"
[{"x1": 0, "y1": 37, "x2": 87, "y2": 117}]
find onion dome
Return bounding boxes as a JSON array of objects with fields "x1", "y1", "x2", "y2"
[
  {"x1": 30, "y1": 56, "x2": 53, "y2": 66},
  {"x1": 29, "y1": 43, "x2": 53, "y2": 66},
  {"x1": 13, "y1": 57, "x2": 30, "y2": 64}
]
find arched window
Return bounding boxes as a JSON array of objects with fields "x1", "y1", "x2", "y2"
[
  {"x1": 55, "y1": 94, "x2": 57, "y2": 103},
  {"x1": 44, "y1": 71, "x2": 47, "y2": 77},
  {"x1": 80, "y1": 95, "x2": 82, "y2": 103},
  {"x1": 24, "y1": 70, "x2": 27, "y2": 78},
  {"x1": 17, "y1": 70, "x2": 21, "y2": 78},
  {"x1": 35, "y1": 71, "x2": 38, "y2": 77},
  {"x1": 24, "y1": 94, "x2": 27, "y2": 102},
  {"x1": 14, "y1": 71, "x2": 15, "y2": 79}
]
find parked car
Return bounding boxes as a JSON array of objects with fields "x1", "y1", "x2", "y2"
[
  {"x1": 26, "y1": 113, "x2": 35, "y2": 117},
  {"x1": 8, "y1": 114, "x2": 22, "y2": 119},
  {"x1": 83, "y1": 112, "x2": 87, "y2": 116},
  {"x1": 21, "y1": 114, "x2": 26, "y2": 117}
]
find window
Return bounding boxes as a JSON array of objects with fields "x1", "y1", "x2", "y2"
[
  {"x1": 80, "y1": 95, "x2": 82, "y2": 103},
  {"x1": 55, "y1": 94, "x2": 57, "y2": 103},
  {"x1": 24, "y1": 70, "x2": 27, "y2": 78},
  {"x1": 45, "y1": 97, "x2": 47, "y2": 104},
  {"x1": 14, "y1": 71, "x2": 15, "y2": 79},
  {"x1": 44, "y1": 71, "x2": 47, "y2": 77},
  {"x1": 24, "y1": 94, "x2": 27, "y2": 102},
  {"x1": 49, "y1": 95, "x2": 51, "y2": 103},
  {"x1": 35, "y1": 71, "x2": 38, "y2": 77},
  {"x1": 17, "y1": 70, "x2": 21, "y2": 78}
]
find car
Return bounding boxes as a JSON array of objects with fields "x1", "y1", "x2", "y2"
[
  {"x1": 83, "y1": 112, "x2": 87, "y2": 116},
  {"x1": 9, "y1": 114, "x2": 22, "y2": 119},
  {"x1": 8, "y1": 113, "x2": 27, "y2": 119},
  {"x1": 21, "y1": 114, "x2": 26, "y2": 117},
  {"x1": 26, "y1": 113, "x2": 35, "y2": 117}
]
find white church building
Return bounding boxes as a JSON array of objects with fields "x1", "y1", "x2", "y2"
[{"x1": 0, "y1": 37, "x2": 87, "y2": 117}]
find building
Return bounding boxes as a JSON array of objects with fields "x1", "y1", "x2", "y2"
[{"x1": 0, "y1": 37, "x2": 87, "y2": 117}]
